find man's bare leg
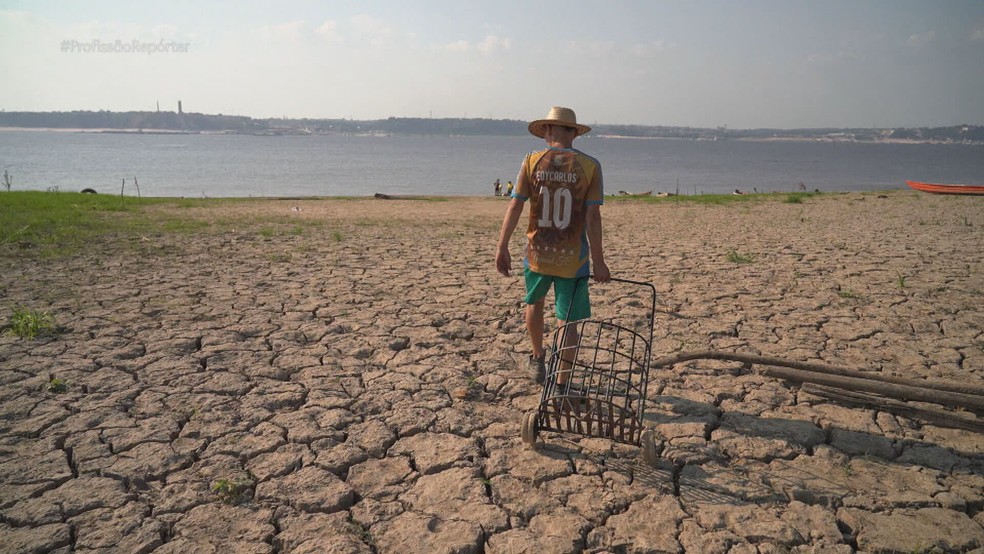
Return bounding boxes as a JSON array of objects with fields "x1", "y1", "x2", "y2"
[
  {"x1": 526, "y1": 300, "x2": 545, "y2": 359},
  {"x1": 525, "y1": 300, "x2": 547, "y2": 384},
  {"x1": 556, "y1": 320, "x2": 579, "y2": 386}
]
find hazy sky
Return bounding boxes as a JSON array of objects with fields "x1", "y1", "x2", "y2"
[{"x1": 2, "y1": 0, "x2": 983, "y2": 128}]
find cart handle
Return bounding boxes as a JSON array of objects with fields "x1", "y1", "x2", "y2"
[{"x1": 569, "y1": 275, "x2": 658, "y2": 348}]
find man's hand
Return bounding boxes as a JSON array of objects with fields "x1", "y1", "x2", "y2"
[
  {"x1": 495, "y1": 245, "x2": 512, "y2": 277},
  {"x1": 584, "y1": 204, "x2": 609, "y2": 283},
  {"x1": 495, "y1": 197, "x2": 525, "y2": 277},
  {"x1": 592, "y1": 260, "x2": 611, "y2": 283}
]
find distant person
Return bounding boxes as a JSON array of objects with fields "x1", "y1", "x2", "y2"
[
  {"x1": 494, "y1": 178, "x2": 501, "y2": 196},
  {"x1": 495, "y1": 106, "x2": 610, "y2": 385},
  {"x1": 506, "y1": 180, "x2": 514, "y2": 196}
]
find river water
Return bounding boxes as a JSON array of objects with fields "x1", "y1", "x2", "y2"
[{"x1": 2, "y1": 130, "x2": 982, "y2": 197}]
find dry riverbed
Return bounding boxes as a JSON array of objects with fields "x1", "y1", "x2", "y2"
[{"x1": 2, "y1": 192, "x2": 983, "y2": 553}]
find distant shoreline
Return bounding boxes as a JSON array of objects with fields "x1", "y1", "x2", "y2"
[
  {"x1": 593, "y1": 133, "x2": 968, "y2": 145},
  {"x1": 0, "y1": 126, "x2": 205, "y2": 134},
  {"x1": 0, "y1": 127, "x2": 974, "y2": 145},
  {"x1": 2, "y1": 109, "x2": 981, "y2": 144}
]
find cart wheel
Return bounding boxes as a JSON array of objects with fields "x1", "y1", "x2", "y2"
[
  {"x1": 521, "y1": 411, "x2": 538, "y2": 447},
  {"x1": 640, "y1": 429, "x2": 658, "y2": 466}
]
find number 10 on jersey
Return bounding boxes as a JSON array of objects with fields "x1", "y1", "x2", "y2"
[{"x1": 537, "y1": 187, "x2": 573, "y2": 230}]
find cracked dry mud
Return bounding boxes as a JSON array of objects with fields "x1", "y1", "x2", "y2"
[{"x1": 2, "y1": 192, "x2": 984, "y2": 553}]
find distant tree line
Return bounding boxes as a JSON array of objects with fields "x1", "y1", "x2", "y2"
[
  {"x1": 378, "y1": 117, "x2": 526, "y2": 136},
  {"x1": 0, "y1": 110, "x2": 980, "y2": 142},
  {"x1": 888, "y1": 126, "x2": 984, "y2": 142},
  {"x1": 0, "y1": 110, "x2": 261, "y2": 132}
]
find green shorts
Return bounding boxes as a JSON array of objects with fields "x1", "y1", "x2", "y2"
[{"x1": 524, "y1": 268, "x2": 591, "y2": 321}]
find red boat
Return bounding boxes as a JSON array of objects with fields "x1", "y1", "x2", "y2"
[{"x1": 906, "y1": 180, "x2": 984, "y2": 196}]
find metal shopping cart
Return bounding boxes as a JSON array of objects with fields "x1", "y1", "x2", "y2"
[{"x1": 520, "y1": 277, "x2": 660, "y2": 466}]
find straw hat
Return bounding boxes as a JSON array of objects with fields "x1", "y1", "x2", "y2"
[{"x1": 528, "y1": 106, "x2": 591, "y2": 138}]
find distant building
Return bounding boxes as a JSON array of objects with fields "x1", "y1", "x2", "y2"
[{"x1": 178, "y1": 101, "x2": 183, "y2": 115}]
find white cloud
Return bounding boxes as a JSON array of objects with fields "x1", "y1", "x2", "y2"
[
  {"x1": 906, "y1": 30, "x2": 935, "y2": 48},
  {"x1": 476, "y1": 35, "x2": 511, "y2": 53},
  {"x1": 349, "y1": 14, "x2": 394, "y2": 47},
  {"x1": 564, "y1": 40, "x2": 616, "y2": 57},
  {"x1": 256, "y1": 20, "x2": 307, "y2": 43},
  {"x1": 437, "y1": 35, "x2": 510, "y2": 54},
  {"x1": 0, "y1": 9, "x2": 28, "y2": 19},
  {"x1": 150, "y1": 24, "x2": 180, "y2": 39},
  {"x1": 441, "y1": 40, "x2": 470, "y2": 52},
  {"x1": 0, "y1": 10, "x2": 47, "y2": 49},
  {"x1": 315, "y1": 20, "x2": 342, "y2": 43},
  {"x1": 630, "y1": 40, "x2": 671, "y2": 57}
]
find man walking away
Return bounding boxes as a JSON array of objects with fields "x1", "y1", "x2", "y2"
[{"x1": 495, "y1": 106, "x2": 610, "y2": 385}]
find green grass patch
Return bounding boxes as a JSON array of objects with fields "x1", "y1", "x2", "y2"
[
  {"x1": 160, "y1": 218, "x2": 211, "y2": 233},
  {"x1": 608, "y1": 193, "x2": 757, "y2": 205},
  {"x1": 266, "y1": 252, "x2": 292, "y2": 263},
  {"x1": 0, "y1": 191, "x2": 308, "y2": 258},
  {"x1": 5, "y1": 307, "x2": 60, "y2": 339},
  {"x1": 402, "y1": 195, "x2": 450, "y2": 202},
  {"x1": 607, "y1": 191, "x2": 824, "y2": 206},
  {"x1": 211, "y1": 478, "x2": 252, "y2": 505},
  {"x1": 0, "y1": 191, "x2": 209, "y2": 257},
  {"x1": 47, "y1": 377, "x2": 69, "y2": 393},
  {"x1": 257, "y1": 224, "x2": 308, "y2": 238},
  {"x1": 725, "y1": 248, "x2": 755, "y2": 264}
]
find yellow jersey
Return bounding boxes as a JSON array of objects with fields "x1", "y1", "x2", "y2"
[{"x1": 513, "y1": 147, "x2": 604, "y2": 278}]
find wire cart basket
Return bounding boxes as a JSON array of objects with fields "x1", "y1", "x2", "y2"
[{"x1": 521, "y1": 277, "x2": 660, "y2": 465}]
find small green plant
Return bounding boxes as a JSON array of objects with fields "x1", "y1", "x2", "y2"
[
  {"x1": 2, "y1": 169, "x2": 11, "y2": 192},
  {"x1": 266, "y1": 252, "x2": 292, "y2": 263},
  {"x1": 837, "y1": 289, "x2": 860, "y2": 299},
  {"x1": 350, "y1": 523, "x2": 376, "y2": 548},
  {"x1": 331, "y1": 230, "x2": 343, "y2": 242},
  {"x1": 895, "y1": 271, "x2": 907, "y2": 289},
  {"x1": 47, "y1": 377, "x2": 68, "y2": 393},
  {"x1": 725, "y1": 249, "x2": 754, "y2": 264},
  {"x1": 6, "y1": 308, "x2": 59, "y2": 339},
  {"x1": 906, "y1": 542, "x2": 941, "y2": 554},
  {"x1": 211, "y1": 478, "x2": 252, "y2": 504},
  {"x1": 259, "y1": 227, "x2": 275, "y2": 238}
]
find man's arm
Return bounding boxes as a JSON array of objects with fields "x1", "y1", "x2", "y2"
[
  {"x1": 586, "y1": 204, "x2": 610, "y2": 282},
  {"x1": 495, "y1": 197, "x2": 525, "y2": 276}
]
